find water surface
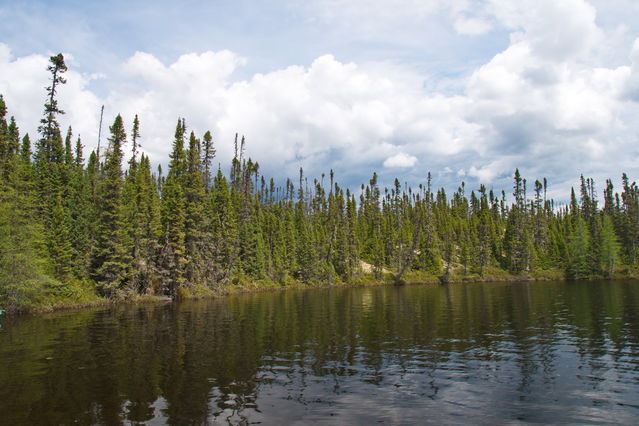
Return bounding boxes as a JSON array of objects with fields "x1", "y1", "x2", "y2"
[{"x1": 1, "y1": 280, "x2": 639, "y2": 424}]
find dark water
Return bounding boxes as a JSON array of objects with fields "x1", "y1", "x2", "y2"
[{"x1": 2, "y1": 281, "x2": 639, "y2": 425}]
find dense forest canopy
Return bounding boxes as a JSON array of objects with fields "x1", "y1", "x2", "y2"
[{"x1": 0, "y1": 54, "x2": 636, "y2": 312}]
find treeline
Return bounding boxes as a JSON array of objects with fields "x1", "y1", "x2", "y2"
[{"x1": 0, "y1": 54, "x2": 636, "y2": 311}]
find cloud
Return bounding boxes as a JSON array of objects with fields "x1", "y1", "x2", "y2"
[
  {"x1": 489, "y1": 0, "x2": 603, "y2": 60},
  {"x1": 384, "y1": 153, "x2": 418, "y2": 168},
  {"x1": 2, "y1": 0, "x2": 639, "y2": 200},
  {"x1": 297, "y1": 0, "x2": 496, "y2": 37},
  {"x1": 296, "y1": 0, "x2": 447, "y2": 35},
  {"x1": 622, "y1": 38, "x2": 639, "y2": 100},
  {"x1": 0, "y1": 44, "x2": 101, "y2": 147},
  {"x1": 453, "y1": 16, "x2": 493, "y2": 35}
]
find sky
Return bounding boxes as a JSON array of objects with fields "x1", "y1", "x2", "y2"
[{"x1": 2, "y1": 0, "x2": 639, "y2": 200}]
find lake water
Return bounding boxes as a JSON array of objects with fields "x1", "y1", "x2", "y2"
[{"x1": 1, "y1": 280, "x2": 639, "y2": 425}]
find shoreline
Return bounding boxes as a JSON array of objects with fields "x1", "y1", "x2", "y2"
[{"x1": 7, "y1": 267, "x2": 639, "y2": 316}]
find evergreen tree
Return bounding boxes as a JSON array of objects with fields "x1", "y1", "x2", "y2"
[
  {"x1": 127, "y1": 153, "x2": 161, "y2": 294},
  {"x1": 209, "y1": 167, "x2": 238, "y2": 286},
  {"x1": 620, "y1": 174, "x2": 639, "y2": 264},
  {"x1": 567, "y1": 215, "x2": 591, "y2": 280},
  {"x1": 48, "y1": 194, "x2": 73, "y2": 279},
  {"x1": 184, "y1": 131, "x2": 208, "y2": 286},
  {"x1": 34, "y1": 54, "x2": 68, "y2": 239},
  {"x1": 599, "y1": 214, "x2": 620, "y2": 278},
  {"x1": 201, "y1": 130, "x2": 215, "y2": 189},
  {"x1": 38, "y1": 54, "x2": 67, "y2": 144},
  {"x1": 92, "y1": 115, "x2": 132, "y2": 296},
  {"x1": 159, "y1": 119, "x2": 188, "y2": 297},
  {"x1": 503, "y1": 170, "x2": 532, "y2": 273},
  {"x1": 5, "y1": 43, "x2": 639, "y2": 312},
  {"x1": 65, "y1": 134, "x2": 92, "y2": 279},
  {"x1": 21, "y1": 134, "x2": 32, "y2": 164}
]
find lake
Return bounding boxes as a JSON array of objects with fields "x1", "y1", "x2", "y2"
[{"x1": 1, "y1": 280, "x2": 639, "y2": 425}]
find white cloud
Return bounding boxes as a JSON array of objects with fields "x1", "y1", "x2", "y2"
[
  {"x1": 2, "y1": 0, "x2": 639, "y2": 199},
  {"x1": 0, "y1": 44, "x2": 101, "y2": 148},
  {"x1": 467, "y1": 159, "x2": 513, "y2": 183},
  {"x1": 454, "y1": 16, "x2": 493, "y2": 35},
  {"x1": 384, "y1": 152, "x2": 417, "y2": 168}
]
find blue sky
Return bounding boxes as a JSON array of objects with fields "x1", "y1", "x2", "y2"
[
  {"x1": 2, "y1": 0, "x2": 639, "y2": 200},
  {"x1": 1, "y1": 0, "x2": 510, "y2": 89}
]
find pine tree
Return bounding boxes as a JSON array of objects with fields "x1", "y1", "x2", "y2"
[
  {"x1": 20, "y1": 134, "x2": 32, "y2": 164},
  {"x1": 34, "y1": 54, "x2": 68, "y2": 249},
  {"x1": 159, "y1": 119, "x2": 188, "y2": 297},
  {"x1": 620, "y1": 174, "x2": 639, "y2": 264},
  {"x1": 503, "y1": 170, "x2": 532, "y2": 273},
  {"x1": 35, "y1": 54, "x2": 67, "y2": 198},
  {"x1": 0, "y1": 160, "x2": 54, "y2": 311},
  {"x1": 48, "y1": 194, "x2": 73, "y2": 279},
  {"x1": 92, "y1": 115, "x2": 132, "y2": 296},
  {"x1": 599, "y1": 214, "x2": 620, "y2": 278},
  {"x1": 475, "y1": 185, "x2": 494, "y2": 276},
  {"x1": 201, "y1": 130, "x2": 215, "y2": 189},
  {"x1": 7, "y1": 50, "x2": 639, "y2": 311},
  {"x1": 0, "y1": 97, "x2": 13, "y2": 176},
  {"x1": 39, "y1": 54, "x2": 67, "y2": 144},
  {"x1": 566, "y1": 215, "x2": 591, "y2": 280},
  {"x1": 208, "y1": 168, "x2": 238, "y2": 287},
  {"x1": 184, "y1": 131, "x2": 208, "y2": 286},
  {"x1": 295, "y1": 198, "x2": 317, "y2": 282},
  {"x1": 131, "y1": 115, "x2": 141, "y2": 160},
  {"x1": 66, "y1": 134, "x2": 92, "y2": 278},
  {"x1": 64, "y1": 126, "x2": 74, "y2": 166},
  {"x1": 0, "y1": 96, "x2": 58, "y2": 310},
  {"x1": 126, "y1": 153, "x2": 161, "y2": 294},
  {"x1": 359, "y1": 173, "x2": 384, "y2": 277}
]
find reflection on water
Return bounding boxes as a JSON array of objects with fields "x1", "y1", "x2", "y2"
[{"x1": 1, "y1": 281, "x2": 639, "y2": 424}]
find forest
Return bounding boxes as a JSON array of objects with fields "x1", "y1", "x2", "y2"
[{"x1": 0, "y1": 54, "x2": 637, "y2": 312}]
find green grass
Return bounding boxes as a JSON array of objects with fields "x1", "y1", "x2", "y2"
[{"x1": 4, "y1": 264, "x2": 638, "y2": 315}]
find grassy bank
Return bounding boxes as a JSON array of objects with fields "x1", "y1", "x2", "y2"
[
  {"x1": 3, "y1": 266, "x2": 639, "y2": 315},
  {"x1": 166, "y1": 265, "x2": 639, "y2": 301}
]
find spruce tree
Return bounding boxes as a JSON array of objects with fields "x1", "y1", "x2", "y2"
[
  {"x1": 66, "y1": 134, "x2": 92, "y2": 279},
  {"x1": 184, "y1": 131, "x2": 207, "y2": 286},
  {"x1": 92, "y1": 115, "x2": 132, "y2": 296},
  {"x1": 599, "y1": 214, "x2": 620, "y2": 278},
  {"x1": 201, "y1": 130, "x2": 215, "y2": 189},
  {"x1": 20, "y1": 134, "x2": 32, "y2": 164},
  {"x1": 503, "y1": 170, "x2": 532, "y2": 273},
  {"x1": 208, "y1": 168, "x2": 238, "y2": 287},
  {"x1": 7, "y1": 51, "x2": 639, "y2": 310},
  {"x1": 567, "y1": 215, "x2": 591, "y2": 280},
  {"x1": 34, "y1": 54, "x2": 69, "y2": 248},
  {"x1": 159, "y1": 119, "x2": 188, "y2": 297},
  {"x1": 48, "y1": 194, "x2": 73, "y2": 279}
]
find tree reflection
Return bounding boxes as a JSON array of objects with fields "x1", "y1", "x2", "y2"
[{"x1": 0, "y1": 280, "x2": 639, "y2": 424}]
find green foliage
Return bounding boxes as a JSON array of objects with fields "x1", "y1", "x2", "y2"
[
  {"x1": 599, "y1": 214, "x2": 620, "y2": 278},
  {"x1": 92, "y1": 115, "x2": 132, "y2": 296},
  {"x1": 567, "y1": 215, "x2": 591, "y2": 280},
  {"x1": 159, "y1": 119, "x2": 188, "y2": 296},
  {"x1": 0, "y1": 180, "x2": 53, "y2": 311},
  {"x1": 4, "y1": 56, "x2": 639, "y2": 312},
  {"x1": 47, "y1": 194, "x2": 73, "y2": 278}
]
